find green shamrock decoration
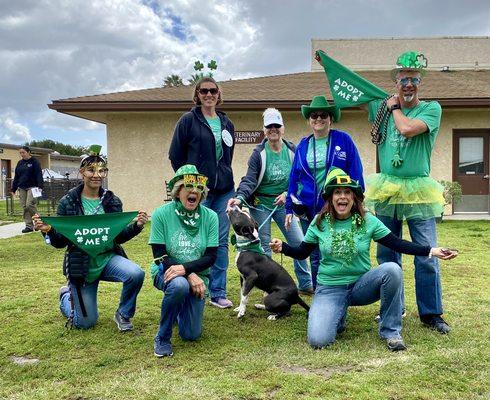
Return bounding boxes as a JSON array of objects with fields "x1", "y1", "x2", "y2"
[
  {"x1": 391, "y1": 153, "x2": 403, "y2": 167},
  {"x1": 208, "y1": 60, "x2": 217, "y2": 70},
  {"x1": 194, "y1": 60, "x2": 204, "y2": 71}
]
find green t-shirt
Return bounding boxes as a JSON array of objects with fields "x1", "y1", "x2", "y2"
[
  {"x1": 307, "y1": 136, "x2": 329, "y2": 190},
  {"x1": 81, "y1": 196, "x2": 115, "y2": 283},
  {"x1": 206, "y1": 117, "x2": 223, "y2": 162},
  {"x1": 304, "y1": 213, "x2": 390, "y2": 286},
  {"x1": 255, "y1": 142, "x2": 292, "y2": 209},
  {"x1": 148, "y1": 202, "x2": 219, "y2": 287},
  {"x1": 368, "y1": 99, "x2": 442, "y2": 177}
]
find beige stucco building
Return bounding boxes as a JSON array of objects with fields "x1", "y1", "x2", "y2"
[{"x1": 49, "y1": 37, "x2": 490, "y2": 215}]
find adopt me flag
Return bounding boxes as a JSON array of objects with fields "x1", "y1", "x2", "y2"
[
  {"x1": 316, "y1": 50, "x2": 388, "y2": 108},
  {"x1": 42, "y1": 212, "x2": 138, "y2": 257}
]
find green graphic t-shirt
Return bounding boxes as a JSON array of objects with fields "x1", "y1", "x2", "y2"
[
  {"x1": 307, "y1": 136, "x2": 329, "y2": 190},
  {"x1": 206, "y1": 117, "x2": 223, "y2": 162},
  {"x1": 148, "y1": 202, "x2": 219, "y2": 287},
  {"x1": 255, "y1": 142, "x2": 292, "y2": 209},
  {"x1": 368, "y1": 100, "x2": 442, "y2": 177},
  {"x1": 304, "y1": 213, "x2": 390, "y2": 286},
  {"x1": 81, "y1": 196, "x2": 115, "y2": 283}
]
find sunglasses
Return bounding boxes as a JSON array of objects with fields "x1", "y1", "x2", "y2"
[
  {"x1": 398, "y1": 77, "x2": 421, "y2": 87},
  {"x1": 198, "y1": 88, "x2": 219, "y2": 95},
  {"x1": 309, "y1": 112, "x2": 330, "y2": 120},
  {"x1": 183, "y1": 174, "x2": 208, "y2": 192},
  {"x1": 83, "y1": 167, "x2": 108, "y2": 178},
  {"x1": 265, "y1": 123, "x2": 282, "y2": 129}
]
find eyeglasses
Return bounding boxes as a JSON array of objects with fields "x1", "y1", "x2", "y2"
[
  {"x1": 265, "y1": 123, "x2": 282, "y2": 129},
  {"x1": 309, "y1": 112, "x2": 330, "y2": 120},
  {"x1": 198, "y1": 88, "x2": 219, "y2": 95},
  {"x1": 397, "y1": 77, "x2": 421, "y2": 87},
  {"x1": 83, "y1": 167, "x2": 108, "y2": 178}
]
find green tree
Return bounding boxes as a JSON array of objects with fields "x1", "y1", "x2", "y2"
[
  {"x1": 163, "y1": 74, "x2": 184, "y2": 87},
  {"x1": 26, "y1": 139, "x2": 88, "y2": 156}
]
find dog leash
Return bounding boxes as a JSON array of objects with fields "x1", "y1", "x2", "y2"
[{"x1": 239, "y1": 199, "x2": 279, "y2": 231}]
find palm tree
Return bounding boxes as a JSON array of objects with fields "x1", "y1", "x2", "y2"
[{"x1": 163, "y1": 74, "x2": 184, "y2": 87}]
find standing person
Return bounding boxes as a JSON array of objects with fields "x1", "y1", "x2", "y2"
[
  {"x1": 228, "y1": 108, "x2": 313, "y2": 294},
  {"x1": 285, "y1": 96, "x2": 364, "y2": 288},
  {"x1": 149, "y1": 165, "x2": 218, "y2": 357},
  {"x1": 169, "y1": 77, "x2": 235, "y2": 309},
  {"x1": 365, "y1": 52, "x2": 450, "y2": 333},
  {"x1": 11, "y1": 146, "x2": 43, "y2": 233},
  {"x1": 33, "y1": 147, "x2": 147, "y2": 330},
  {"x1": 271, "y1": 168, "x2": 457, "y2": 351}
]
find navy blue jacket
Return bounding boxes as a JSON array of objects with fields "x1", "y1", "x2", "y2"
[
  {"x1": 11, "y1": 157, "x2": 43, "y2": 192},
  {"x1": 235, "y1": 139, "x2": 296, "y2": 203},
  {"x1": 169, "y1": 106, "x2": 235, "y2": 194},
  {"x1": 285, "y1": 130, "x2": 365, "y2": 219}
]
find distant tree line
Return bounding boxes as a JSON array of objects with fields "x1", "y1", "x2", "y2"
[{"x1": 26, "y1": 139, "x2": 88, "y2": 156}]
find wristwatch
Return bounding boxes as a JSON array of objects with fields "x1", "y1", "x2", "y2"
[{"x1": 390, "y1": 104, "x2": 401, "y2": 112}]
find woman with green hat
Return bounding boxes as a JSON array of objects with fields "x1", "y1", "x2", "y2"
[
  {"x1": 149, "y1": 164, "x2": 219, "y2": 357},
  {"x1": 272, "y1": 167, "x2": 457, "y2": 351},
  {"x1": 285, "y1": 96, "x2": 364, "y2": 289}
]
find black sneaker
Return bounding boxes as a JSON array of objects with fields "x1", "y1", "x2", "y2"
[
  {"x1": 22, "y1": 227, "x2": 34, "y2": 233},
  {"x1": 421, "y1": 314, "x2": 451, "y2": 334},
  {"x1": 386, "y1": 337, "x2": 407, "y2": 352},
  {"x1": 113, "y1": 311, "x2": 133, "y2": 332}
]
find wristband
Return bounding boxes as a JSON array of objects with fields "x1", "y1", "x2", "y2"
[
  {"x1": 428, "y1": 248, "x2": 433, "y2": 258},
  {"x1": 390, "y1": 104, "x2": 401, "y2": 112}
]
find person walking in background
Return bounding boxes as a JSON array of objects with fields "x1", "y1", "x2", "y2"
[
  {"x1": 285, "y1": 96, "x2": 364, "y2": 288},
  {"x1": 228, "y1": 108, "x2": 313, "y2": 294},
  {"x1": 11, "y1": 145, "x2": 43, "y2": 233},
  {"x1": 169, "y1": 77, "x2": 235, "y2": 309}
]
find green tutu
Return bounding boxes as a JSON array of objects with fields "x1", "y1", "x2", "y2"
[{"x1": 365, "y1": 173, "x2": 444, "y2": 220}]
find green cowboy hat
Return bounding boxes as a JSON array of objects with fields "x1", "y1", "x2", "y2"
[
  {"x1": 301, "y1": 95, "x2": 341, "y2": 122},
  {"x1": 168, "y1": 164, "x2": 208, "y2": 191},
  {"x1": 322, "y1": 167, "x2": 363, "y2": 200},
  {"x1": 390, "y1": 51, "x2": 428, "y2": 81}
]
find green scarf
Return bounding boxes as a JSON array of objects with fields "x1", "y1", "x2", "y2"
[
  {"x1": 174, "y1": 201, "x2": 201, "y2": 236},
  {"x1": 231, "y1": 234, "x2": 266, "y2": 256}
]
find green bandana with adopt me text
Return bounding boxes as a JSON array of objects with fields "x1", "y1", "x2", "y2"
[
  {"x1": 316, "y1": 51, "x2": 388, "y2": 108},
  {"x1": 42, "y1": 211, "x2": 138, "y2": 257}
]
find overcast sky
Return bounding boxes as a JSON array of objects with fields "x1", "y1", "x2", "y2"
[{"x1": 1, "y1": 0, "x2": 489, "y2": 152}]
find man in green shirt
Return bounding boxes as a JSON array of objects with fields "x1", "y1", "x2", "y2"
[{"x1": 365, "y1": 52, "x2": 449, "y2": 334}]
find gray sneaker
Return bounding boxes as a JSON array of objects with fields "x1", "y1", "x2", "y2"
[
  {"x1": 114, "y1": 311, "x2": 133, "y2": 332},
  {"x1": 154, "y1": 337, "x2": 173, "y2": 357},
  {"x1": 386, "y1": 337, "x2": 407, "y2": 352}
]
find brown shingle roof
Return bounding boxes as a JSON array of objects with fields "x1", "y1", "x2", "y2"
[{"x1": 49, "y1": 70, "x2": 490, "y2": 114}]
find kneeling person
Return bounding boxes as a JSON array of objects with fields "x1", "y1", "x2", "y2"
[
  {"x1": 149, "y1": 165, "x2": 218, "y2": 357},
  {"x1": 34, "y1": 146, "x2": 147, "y2": 330}
]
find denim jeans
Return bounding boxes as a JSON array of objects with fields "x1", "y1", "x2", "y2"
[
  {"x1": 376, "y1": 214, "x2": 443, "y2": 317},
  {"x1": 250, "y1": 206, "x2": 312, "y2": 290},
  {"x1": 299, "y1": 218, "x2": 320, "y2": 289},
  {"x1": 202, "y1": 189, "x2": 234, "y2": 299},
  {"x1": 307, "y1": 262, "x2": 403, "y2": 348},
  {"x1": 60, "y1": 255, "x2": 145, "y2": 329},
  {"x1": 154, "y1": 272, "x2": 205, "y2": 342}
]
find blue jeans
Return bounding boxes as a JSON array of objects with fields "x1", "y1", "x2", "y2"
[
  {"x1": 376, "y1": 214, "x2": 443, "y2": 317},
  {"x1": 154, "y1": 272, "x2": 205, "y2": 342},
  {"x1": 307, "y1": 262, "x2": 403, "y2": 348},
  {"x1": 250, "y1": 206, "x2": 312, "y2": 290},
  {"x1": 202, "y1": 189, "x2": 234, "y2": 299},
  {"x1": 60, "y1": 255, "x2": 145, "y2": 329},
  {"x1": 299, "y1": 218, "x2": 320, "y2": 289}
]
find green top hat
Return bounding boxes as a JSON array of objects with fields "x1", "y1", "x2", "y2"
[
  {"x1": 322, "y1": 167, "x2": 363, "y2": 200},
  {"x1": 301, "y1": 95, "x2": 341, "y2": 122},
  {"x1": 390, "y1": 51, "x2": 428, "y2": 81},
  {"x1": 168, "y1": 164, "x2": 207, "y2": 191}
]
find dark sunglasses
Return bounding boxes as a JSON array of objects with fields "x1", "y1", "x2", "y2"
[
  {"x1": 309, "y1": 112, "x2": 329, "y2": 120},
  {"x1": 265, "y1": 123, "x2": 282, "y2": 129},
  {"x1": 398, "y1": 77, "x2": 421, "y2": 87},
  {"x1": 198, "y1": 88, "x2": 219, "y2": 95}
]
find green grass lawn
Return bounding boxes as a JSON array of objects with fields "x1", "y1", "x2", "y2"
[{"x1": 0, "y1": 221, "x2": 489, "y2": 400}]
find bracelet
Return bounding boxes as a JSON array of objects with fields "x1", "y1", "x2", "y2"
[
  {"x1": 44, "y1": 224, "x2": 52, "y2": 233},
  {"x1": 428, "y1": 248, "x2": 433, "y2": 258},
  {"x1": 390, "y1": 104, "x2": 401, "y2": 112}
]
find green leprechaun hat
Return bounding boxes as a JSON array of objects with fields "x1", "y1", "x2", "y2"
[
  {"x1": 168, "y1": 164, "x2": 208, "y2": 191},
  {"x1": 322, "y1": 167, "x2": 363, "y2": 200},
  {"x1": 301, "y1": 95, "x2": 341, "y2": 122},
  {"x1": 390, "y1": 51, "x2": 428, "y2": 81}
]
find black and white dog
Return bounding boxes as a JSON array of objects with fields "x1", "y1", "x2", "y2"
[{"x1": 227, "y1": 206, "x2": 310, "y2": 320}]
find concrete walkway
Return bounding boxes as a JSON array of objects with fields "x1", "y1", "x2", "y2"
[{"x1": 0, "y1": 222, "x2": 32, "y2": 239}]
